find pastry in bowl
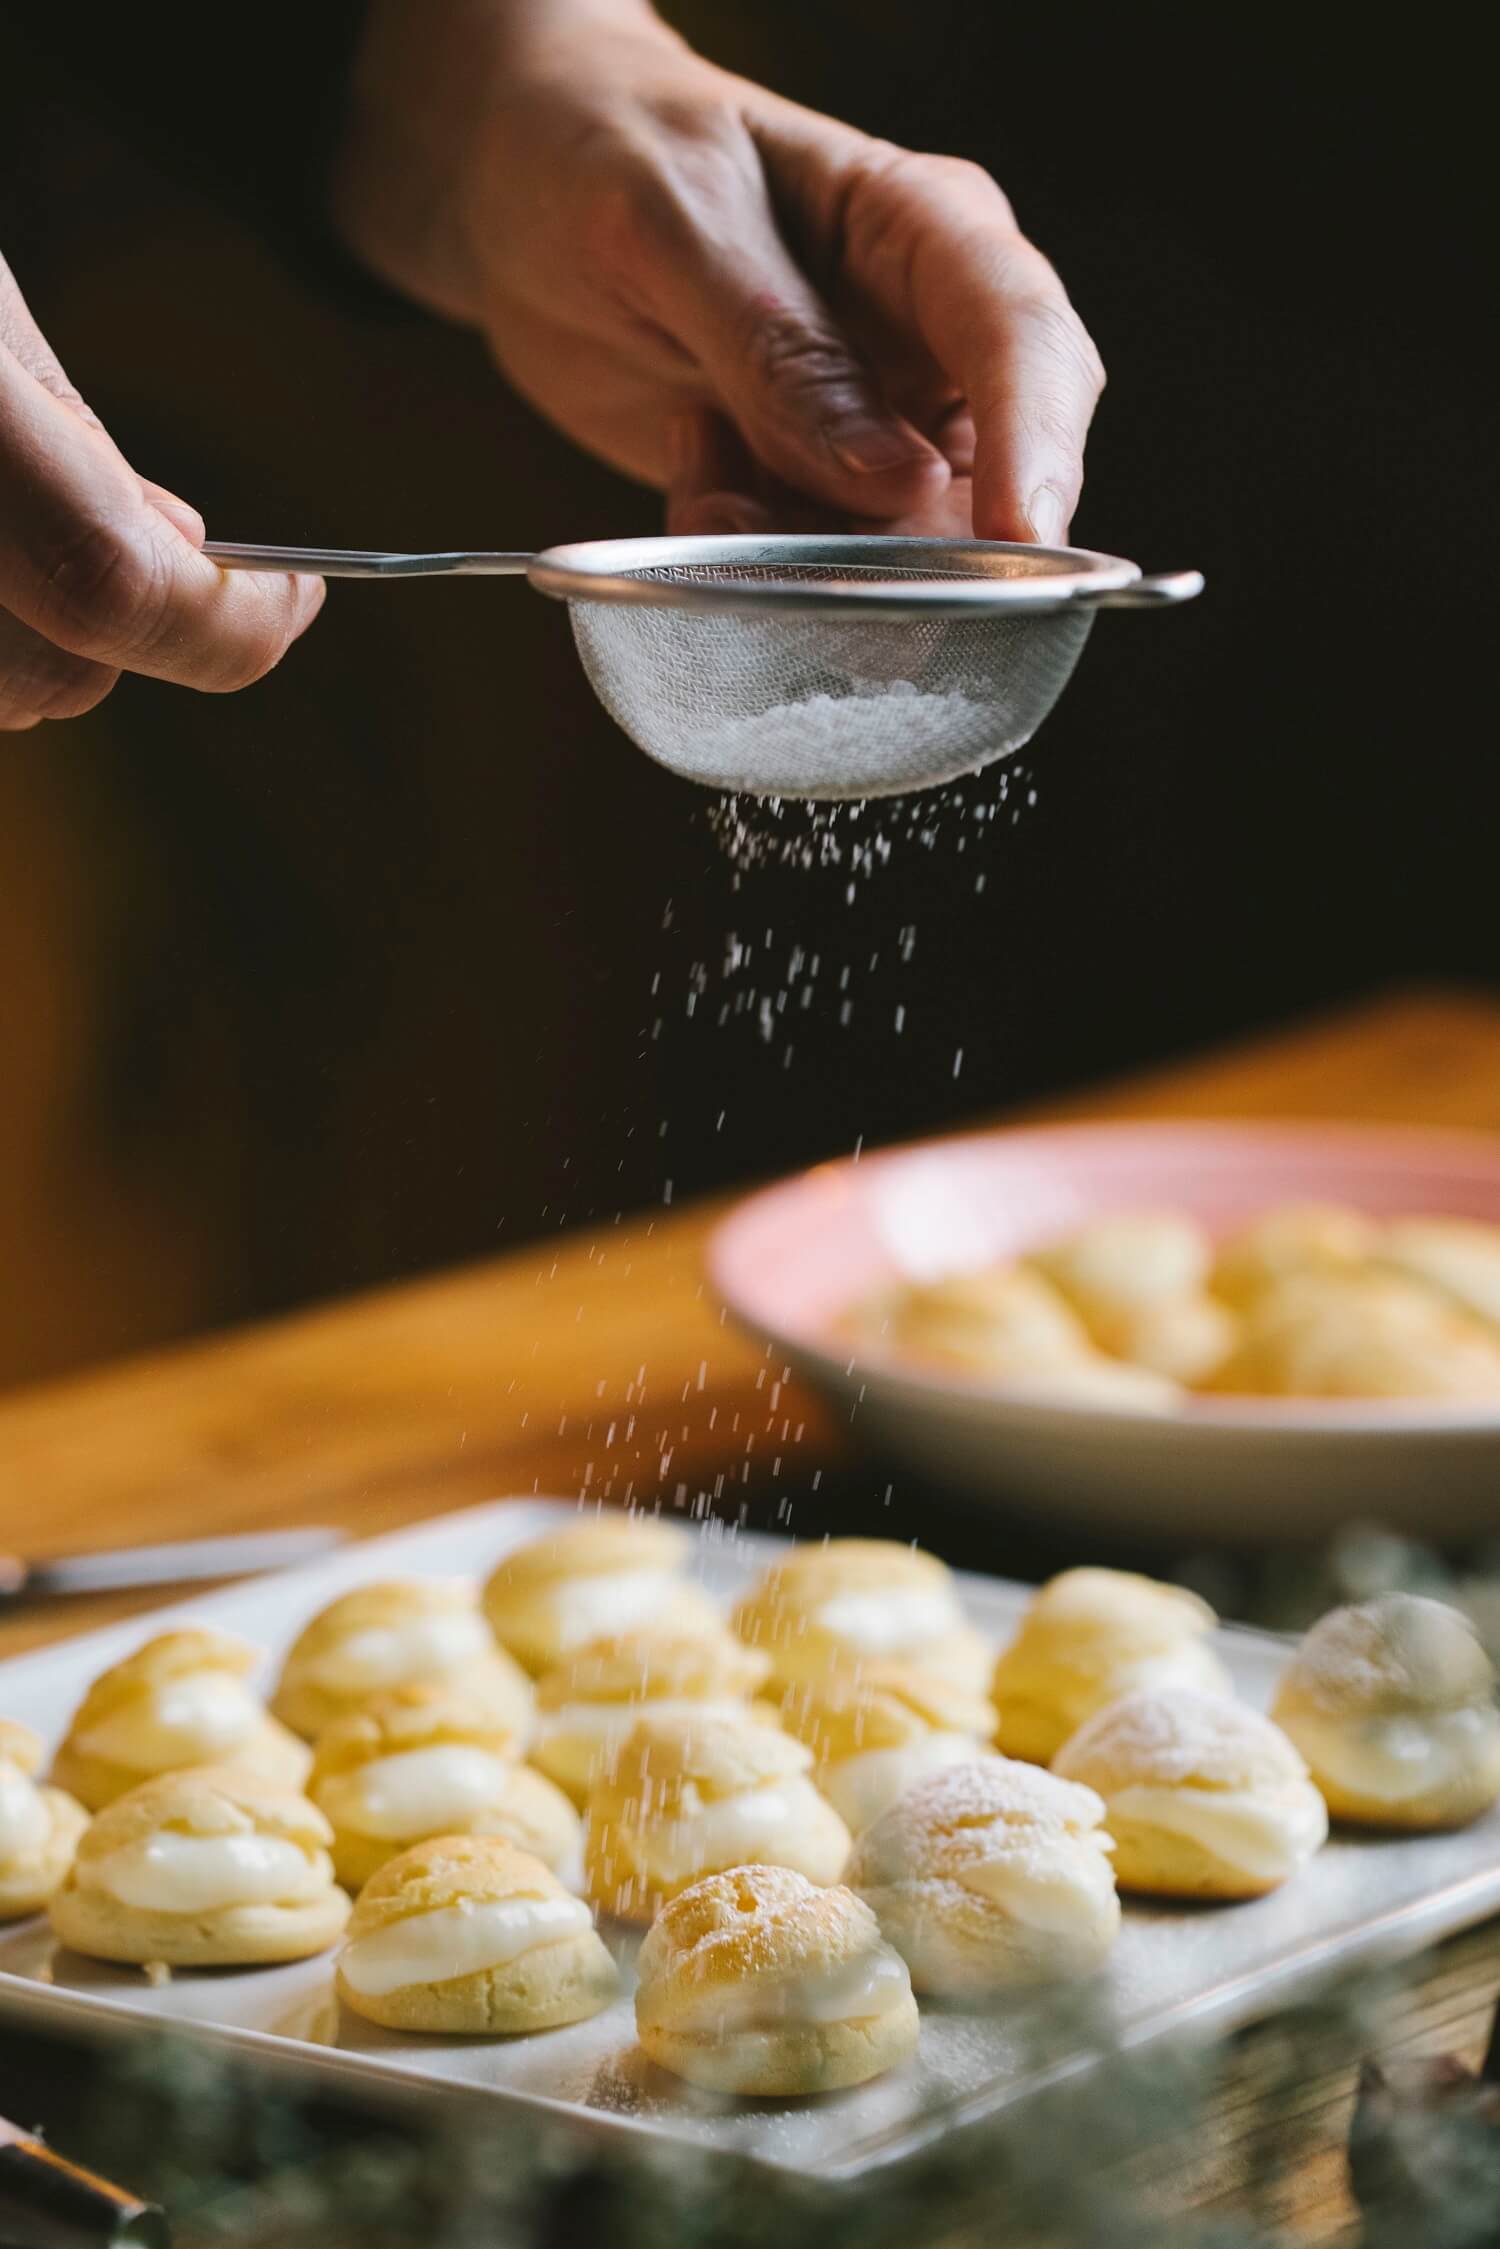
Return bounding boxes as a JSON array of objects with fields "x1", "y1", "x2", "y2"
[
  {"x1": 51, "y1": 1629, "x2": 309, "y2": 1811},
  {"x1": 583, "y1": 1711, "x2": 851, "y2": 1924},
  {"x1": 777, "y1": 1663, "x2": 997, "y2": 1834},
  {"x1": 845, "y1": 1758, "x2": 1119, "y2": 1993},
  {"x1": 529, "y1": 1629, "x2": 772, "y2": 1807},
  {"x1": 990, "y1": 1568, "x2": 1231, "y2": 1766},
  {"x1": 851, "y1": 1265, "x2": 1182, "y2": 1405},
  {"x1": 1377, "y1": 1217, "x2": 1500, "y2": 1330},
  {"x1": 1271, "y1": 1593, "x2": 1500, "y2": 1830},
  {"x1": 271, "y1": 1581, "x2": 532, "y2": 1742},
  {"x1": 1208, "y1": 1202, "x2": 1378, "y2": 1307},
  {"x1": 1053, "y1": 1689, "x2": 1328, "y2": 1899},
  {"x1": 482, "y1": 1517, "x2": 720, "y2": 1677},
  {"x1": 635, "y1": 1865, "x2": 918, "y2": 2094},
  {"x1": 336, "y1": 1834, "x2": 617, "y2": 2034},
  {"x1": 1208, "y1": 1270, "x2": 1500, "y2": 1399},
  {"x1": 49, "y1": 1767, "x2": 350, "y2": 1965},
  {"x1": 1025, "y1": 1213, "x2": 1235, "y2": 1381},
  {"x1": 0, "y1": 1720, "x2": 87, "y2": 1919},
  {"x1": 731, "y1": 1537, "x2": 990, "y2": 1693},
  {"x1": 307, "y1": 1685, "x2": 579, "y2": 1890}
]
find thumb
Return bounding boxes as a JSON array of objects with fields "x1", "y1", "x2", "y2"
[{"x1": 646, "y1": 205, "x2": 948, "y2": 520}]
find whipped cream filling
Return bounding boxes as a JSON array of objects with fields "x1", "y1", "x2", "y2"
[
  {"x1": 339, "y1": 1893, "x2": 592, "y2": 1997},
  {"x1": 1288, "y1": 1704, "x2": 1500, "y2": 1805},
  {"x1": 1109, "y1": 1783, "x2": 1328, "y2": 1880},
  {"x1": 641, "y1": 1781, "x2": 833, "y2": 1885},
  {"x1": 820, "y1": 1735, "x2": 986, "y2": 1833},
  {"x1": 75, "y1": 1673, "x2": 262, "y2": 1770},
  {"x1": 534, "y1": 1697, "x2": 748, "y2": 1753},
  {"x1": 956, "y1": 1834, "x2": 1118, "y2": 1934},
  {"x1": 0, "y1": 1763, "x2": 50, "y2": 1859},
  {"x1": 672, "y1": 1943, "x2": 912, "y2": 2033},
  {"x1": 811, "y1": 1585, "x2": 960, "y2": 1659},
  {"x1": 540, "y1": 1569, "x2": 683, "y2": 1651},
  {"x1": 299, "y1": 1611, "x2": 494, "y2": 1694},
  {"x1": 317, "y1": 1746, "x2": 517, "y2": 1840},
  {"x1": 86, "y1": 1832, "x2": 327, "y2": 1913}
]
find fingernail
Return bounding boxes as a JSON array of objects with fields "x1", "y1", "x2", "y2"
[
  {"x1": 1025, "y1": 486, "x2": 1068, "y2": 546},
  {"x1": 831, "y1": 420, "x2": 946, "y2": 482}
]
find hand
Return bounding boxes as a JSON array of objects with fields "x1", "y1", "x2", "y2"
[
  {"x1": 332, "y1": 0, "x2": 1104, "y2": 542},
  {"x1": 0, "y1": 256, "x2": 323, "y2": 731}
]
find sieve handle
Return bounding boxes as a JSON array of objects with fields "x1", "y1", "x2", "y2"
[
  {"x1": 202, "y1": 544, "x2": 534, "y2": 577},
  {"x1": 1077, "y1": 569, "x2": 1204, "y2": 609}
]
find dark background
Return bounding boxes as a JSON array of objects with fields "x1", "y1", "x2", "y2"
[{"x1": 0, "y1": 3, "x2": 1493, "y2": 1390}]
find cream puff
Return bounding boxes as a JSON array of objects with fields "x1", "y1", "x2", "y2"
[
  {"x1": 634, "y1": 1864, "x2": 918, "y2": 2094},
  {"x1": 0, "y1": 1720, "x2": 87, "y2": 1919},
  {"x1": 846, "y1": 1757, "x2": 1119, "y2": 1993},
  {"x1": 271, "y1": 1581, "x2": 533, "y2": 1742},
  {"x1": 51, "y1": 1629, "x2": 310, "y2": 1811},
  {"x1": 856, "y1": 1263, "x2": 1097, "y2": 1377},
  {"x1": 731, "y1": 1538, "x2": 990, "y2": 1694},
  {"x1": 336, "y1": 1834, "x2": 617, "y2": 2034},
  {"x1": 777, "y1": 1664, "x2": 998, "y2": 1835},
  {"x1": 49, "y1": 1767, "x2": 351, "y2": 1965},
  {"x1": 482, "y1": 1518, "x2": 721, "y2": 1677},
  {"x1": 1027, "y1": 1212, "x2": 1210, "y2": 1318},
  {"x1": 1207, "y1": 1270, "x2": 1500, "y2": 1400},
  {"x1": 1209, "y1": 1203, "x2": 1378, "y2": 1308},
  {"x1": 990, "y1": 1569, "x2": 1232, "y2": 1766},
  {"x1": 1377, "y1": 1217, "x2": 1500, "y2": 1333},
  {"x1": 307, "y1": 1685, "x2": 580, "y2": 1890},
  {"x1": 530, "y1": 1630, "x2": 773, "y2": 1807},
  {"x1": 583, "y1": 1711, "x2": 851, "y2": 1925},
  {"x1": 1053, "y1": 1688, "x2": 1328, "y2": 1899},
  {"x1": 1271, "y1": 1593, "x2": 1500, "y2": 1831}
]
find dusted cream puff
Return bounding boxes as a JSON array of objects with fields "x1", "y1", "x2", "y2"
[
  {"x1": 530, "y1": 1630, "x2": 773, "y2": 1807},
  {"x1": 1054, "y1": 1689, "x2": 1328, "y2": 1899},
  {"x1": 1377, "y1": 1217, "x2": 1500, "y2": 1333},
  {"x1": 731, "y1": 1538, "x2": 990, "y2": 1694},
  {"x1": 635, "y1": 1865, "x2": 918, "y2": 2094},
  {"x1": 1209, "y1": 1203, "x2": 1377, "y2": 1308},
  {"x1": 482, "y1": 1518, "x2": 721, "y2": 1677},
  {"x1": 583, "y1": 1711, "x2": 851, "y2": 1925},
  {"x1": 846, "y1": 1757, "x2": 1119, "y2": 1993},
  {"x1": 1271, "y1": 1593, "x2": 1500, "y2": 1831},
  {"x1": 307, "y1": 1685, "x2": 579, "y2": 1890},
  {"x1": 990, "y1": 1569, "x2": 1232, "y2": 1766},
  {"x1": 777, "y1": 1664, "x2": 998, "y2": 1834},
  {"x1": 1208, "y1": 1271, "x2": 1500, "y2": 1400},
  {"x1": 51, "y1": 1629, "x2": 309, "y2": 1811},
  {"x1": 271, "y1": 1581, "x2": 532, "y2": 1742},
  {"x1": 0, "y1": 1720, "x2": 87, "y2": 1919},
  {"x1": 49, "y1": 1767, "x2": 350, "y2": 1965},
  {"x1": 336, "y1": 1834, "x2": 617, "y2": 2034}
]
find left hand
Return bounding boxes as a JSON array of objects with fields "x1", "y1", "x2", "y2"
[{"x1": 332, "y1": 0, "x2": 1104, "y2": 543}]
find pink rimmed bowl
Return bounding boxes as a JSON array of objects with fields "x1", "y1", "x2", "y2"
[{"x1": 708, "y1": 1119, "x2": 1500, "y2": 1544}]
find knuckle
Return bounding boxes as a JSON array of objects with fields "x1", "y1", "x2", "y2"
[
  {"x1": 740, "y1": 301, "x2": 855, "y2": 414},
  {"x1": 1021, "y1": 292, "x2": 1107, "y2": 406},
  {"x1": 34, "y1": 515, "x2": 170, "y2": 658}
]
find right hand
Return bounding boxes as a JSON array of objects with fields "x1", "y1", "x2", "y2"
[{"x1": 0, "y1": 254, "x2": 323, "y2": 731}]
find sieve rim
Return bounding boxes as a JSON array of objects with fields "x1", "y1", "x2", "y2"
[{"x1": 526, "y1": 534, "x2": 1140, "y2": 618}]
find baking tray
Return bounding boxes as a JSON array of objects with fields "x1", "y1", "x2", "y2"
[{"x1": 1, "y1": 1499, "x2": 1497, "y2": 2179}]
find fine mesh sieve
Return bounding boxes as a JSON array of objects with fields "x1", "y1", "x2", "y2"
[{"x1": 205, "y1": 535, "x2": 1201, "y2": 802}]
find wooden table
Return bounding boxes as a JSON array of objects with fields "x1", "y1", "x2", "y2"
[{"x1": 3, "y1": 981, "x2": 1500, "y2": 2242}]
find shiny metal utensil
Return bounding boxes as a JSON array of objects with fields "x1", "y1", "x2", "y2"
[
  {"x1": 204, "y1": 535, "x2": 1202, "y2": 800},
  {"x1": 0, "y1": 1527, "x2": 345, "y2": 1603}
]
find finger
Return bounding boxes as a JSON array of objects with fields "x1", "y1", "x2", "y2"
[
  {"x1": 2, "y1": 251, "x2": 110, "y2": 432},
  {"x1": 0, "y1": 607, "x2": 119, "y2": 728},
  {"x1": 837, "y1": 153, "x2": 1105, "y2": 541},
  {"x1": 140, "y1": 479, "x2": 207, "y2": 546},
  {"x1": 638, "y1": 164, "x2": 950, "y2": 520},
  {"x1": 0, "y1": 351, "x2": 323, "y2": 690},
  {"x1": 668, "y1": 408, "x2": 860, "y2": 534}
]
